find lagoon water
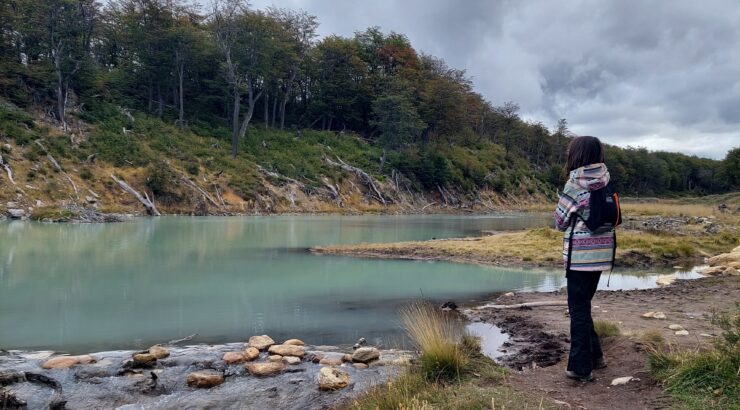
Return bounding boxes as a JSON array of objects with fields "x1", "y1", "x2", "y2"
[{"x1": 0, "y1": 214, "x2": 689, "y2": 353}]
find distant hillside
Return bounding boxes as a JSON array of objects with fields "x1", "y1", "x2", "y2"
[{"x1": 0, "y1": 1, "x2": 737, "y2": 218}]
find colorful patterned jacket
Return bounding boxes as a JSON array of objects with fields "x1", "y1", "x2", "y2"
[{"x1": 553, "y1": 163, "x2": 615, "y2": 272}]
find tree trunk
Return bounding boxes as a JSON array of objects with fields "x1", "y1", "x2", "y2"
[
  {"x1": 263, "y1": 91, "x2": 269, "y2": 129},
  {"x1": 231, "y1": 86, "x2": 240, "y2": 158},
  {"x1": 237, "y1": 80, "x2": 262, "y2": 144},
  {"x1": 279, "y1": 70, "x2": 297, "y2": 130},
  {"x1": 156, "y1": 83, "x2": 163, "y2": 117},
  {"x1": 177, "y1": 61, "x2": 184, "y2": 127},
  {"x1": 53, "y1": 45, "x2": 65, "y2": 128},
  {"x1": 111, "y1": 175, "x2": 160, "y2": 216},
  {"x1": 271, "y1": 92, "x2": 278, "y2": 128}
]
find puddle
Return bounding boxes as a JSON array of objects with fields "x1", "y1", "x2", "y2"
[{"x1": 465, "y1": 322, "x2": 509, "y2": 360}]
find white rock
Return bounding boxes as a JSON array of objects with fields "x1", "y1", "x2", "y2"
[
  {"x1": 668, "y1": 324, "x2": 685, "y2": 331},
  {"x1": 675, "y1": 330, "x2": 689, "y2": 336},
  {"x1": 611, "y1": 376, "x2": 637, "y2": 386},
  {"x1": 653, "y1": 312, "x2": 667, "y2": 320},
  {"x1": 7, "y1": 209, "x2": 25, "y2": 219},
  {"x1": 699, "y1": 333, "x2": 713, "y2": 338}
]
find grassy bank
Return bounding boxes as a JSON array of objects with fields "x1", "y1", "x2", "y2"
[
  {"x1": 347, "y1": 302, "x2": 552, "y2": 409},
  {"x1": 648, "y1": 304, "x2": 740, "y2": 409},
  {"x1": 314, "y1": 226, "x2": 739, "y2": 268}
]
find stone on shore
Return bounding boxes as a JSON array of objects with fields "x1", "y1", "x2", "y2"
[
  {"x1": 611, "y1": 376, "x2": 636, "y2": 386},
  {"x1": 351, "y1": 347, "x2": 380, "y2": 363},
  {"x1": 675, "y1": 330, "x2": 690, "y2": 336},
  {"x1": 223, "y1": 352, "x2": 247, "y2": 364},
  {"x1": 42, "y1": 355, "x2": 96, "y2": 369},
  {"x1": 668, "y1": 324, "x2": 685, "y2": 331},
  {"x1": 248, "y1": 335, "x2": 275, "y2": 350},
  {"x1": 186, "y1": 371, "x2": 224, "y2": 388},
  {"x1": 243, "y1": 347, "x2": 260, "y2": 361},
  {"x1": 352, "y1": 363, "x2": 368, "y2": 369},
  {"x1": 132, "y1": 353, "x2": 157, "y2": 366},
  {"x1": 268, "y1": 355, "x2": 283, "y2": 362},
  {"x1": 148, "y1": 345, "x2": 170, "y2": 359},
  {"x1": 268, "y1": 344, "x2": 306, "y2": 357},
  {"x1": 283, "y1": 339, "x2": 305, "y2": 346},
  {"x1": 319, "y1": 357, "x2": 343, "y2": 366},
  {"x1": 318, "y1": 367, "x2": 350, "y2": 390},
  {"x1": 283, "y1": 356, "x2": 301, "y2": 365},
  {"x1": 246, "y1": 362, "x2": 285, "y2": 377},
  {"x1": 642, "y1": 311, "x2": 666, "y2": 319}
]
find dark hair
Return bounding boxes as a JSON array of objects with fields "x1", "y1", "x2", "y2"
[{"x1": 565, "y1": 136, "x2": 604, "y2": 174}]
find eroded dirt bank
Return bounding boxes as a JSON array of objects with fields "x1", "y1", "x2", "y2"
[{"x1": 464, "y1": 275, "x2": 740, "y2": 410}]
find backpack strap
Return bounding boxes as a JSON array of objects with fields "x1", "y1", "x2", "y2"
[
  {"x1": 607, "y1": 229, "x2": 616, "y2": 287},
  {"x1": 565, "y1": 215, "x2": 579, "y2": 273}
]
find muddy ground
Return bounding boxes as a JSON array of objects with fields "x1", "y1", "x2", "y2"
[{"x1": 465, "y1": 275, "x2": 740, "y2": 410}]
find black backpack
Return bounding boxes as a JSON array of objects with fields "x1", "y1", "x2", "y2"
[{"x1": 566, "y1": 185, "x2": 622, "y2": 282}]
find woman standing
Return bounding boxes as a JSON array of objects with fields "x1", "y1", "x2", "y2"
[{"x1": 554, "y1": 136, "x2": 615, "y2": 382}]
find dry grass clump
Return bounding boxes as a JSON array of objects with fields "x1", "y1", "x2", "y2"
[
  {"x1": 400, "y1": 302, "x2": 468, "y2": 381},
  {"x1": 593, "y1": 320, "x2": 620, "y2": 338}
]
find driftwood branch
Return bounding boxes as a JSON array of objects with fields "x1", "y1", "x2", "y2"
[
  {"x1": 478, "y1": 301, "x2": 567, "y2": 309},
  {"x1": 323, "y1": 156, "x2": 387, "y2": 205},
  {"x1": 111, "y1": 175, "x2": 160, "y2": 216},
  {"x1": 35, "y1": 140, "x2": 78, "y2": 199},
  {"x1": 180, "y1": 176, "x2": 219, "y2": 207},
  {"x1": 0, "y1": 153, "x2": 14, "y2": 185}
]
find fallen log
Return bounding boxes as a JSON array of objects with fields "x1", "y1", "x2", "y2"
[
  {"x1": 477, "y1": 301, "x2": 567, "y2": 310},
  {"x1": 111, "y1": 175, "x2": 160, "y2": 216},
  {"x1": 323, "y1": 156, "x2": 386, "y2": 205}
]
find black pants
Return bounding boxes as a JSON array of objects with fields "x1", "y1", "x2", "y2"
[{"x1": 566, "y1": 270, "x2": 603, "y2": 375}]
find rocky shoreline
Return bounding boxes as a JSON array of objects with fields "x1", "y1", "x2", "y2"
[{"x1": 0, "y1": 335, "x2": 414, "y2": 410}]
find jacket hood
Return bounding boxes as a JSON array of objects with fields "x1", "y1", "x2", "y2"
[{"x1": 569, "y1": 163, "x2": 610, "y2": 191}]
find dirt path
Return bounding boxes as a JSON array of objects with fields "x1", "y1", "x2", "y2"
[{"x1": 466, "y1": 275, "x2": 740, "y2": 410}]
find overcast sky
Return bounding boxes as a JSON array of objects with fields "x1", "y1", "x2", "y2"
[{"x1": 247, "y1": 0, "x2": 739, "y2": 159}]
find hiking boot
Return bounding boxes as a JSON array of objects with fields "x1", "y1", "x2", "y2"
[
  {"x1": 593, "y1": 357, "x2": 607, "y2": 370},
  {"x1": 565, "y1": 370, "x2": 594, "y2": 382}
]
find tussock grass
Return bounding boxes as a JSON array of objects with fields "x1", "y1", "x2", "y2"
[
  {"x1": 347, "y1": 302, "x2": 553, "y2": 409},
  {"x1": 648, "y1": 304, "x2": 740, "y2": 409},
  {"x1": 639, "y1": 329, "x2": 666, "y2": 348},
  {"x1": 593, "y1": 320, "x2": 620, "y2": 338},
  {"x1": 400, "y1": 302, "x2": 467, "y2": 381}
]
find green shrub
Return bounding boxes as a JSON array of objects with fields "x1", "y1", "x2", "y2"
[
  {"x1": 79, "y1": 167, "x2": 93, "y2": 180},
  {"x1": 86, "y1": 129, "x2": 150, "y2": 166},
  {"x1": 146, "y1": 161, "x2": 179, "y2": 199},
  {"x1": 186, "y1": 163, "x2": 199, "y2": 176}
]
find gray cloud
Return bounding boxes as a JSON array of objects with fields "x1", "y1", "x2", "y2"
[{"x1": 249, "y1": 0, "x2": 740, "y2": 159}]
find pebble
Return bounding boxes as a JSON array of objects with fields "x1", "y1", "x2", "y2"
[
  {"x1": 675, "y1": 330, "x2": 690, "y2": 336},
  {"x1": 223, "y1": 351, "x2": 247, "y2": 364},
  {"x1": 668, "y1": 324, "x2": 685, "y2": 331},
  {"x1": 268, "y1": 355, "x2": 283, "y2": 362},
  {"x1": 283, "y1": 339, "x2": 305, "y2": 346},
  {"x1": 132, "y1": 353, "x2": 157, "y2": 366}
]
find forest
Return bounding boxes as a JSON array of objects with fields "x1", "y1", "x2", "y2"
[{"x1": 0, "y1": 0, "x2": 738, "y2": 201}]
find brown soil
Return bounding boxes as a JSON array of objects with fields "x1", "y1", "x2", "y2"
[{"x1": 466, "y1": 275, "x2": 740, "y2": 410}]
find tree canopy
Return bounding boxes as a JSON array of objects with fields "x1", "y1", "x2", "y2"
[{"x1": 0, "y1": 0, "x2": 736, "y2": 196}]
